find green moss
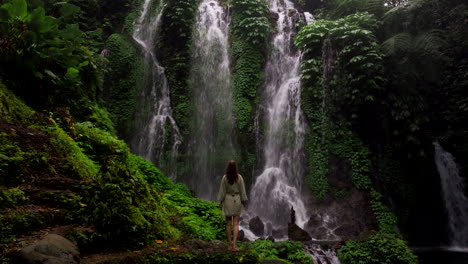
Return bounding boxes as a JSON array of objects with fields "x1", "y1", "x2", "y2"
[
  {"x1": 74, "y1": 121, "x2": 127, "y2": 163},
  {"x1": 0, "y1": 188, "x2": 27, "y2": 209},
  {"x1": 0, "y1": 210, "x2": 63, "y2": 243},
  {"x1": 0, "y1": 82, "x2": 34, "y2": 123},
  {"x1": 45, "y1": 124, "x2": 99, "y2": 179},
  {"x1": 0, "y1": 133, "x2": 25, "y2": 185}
]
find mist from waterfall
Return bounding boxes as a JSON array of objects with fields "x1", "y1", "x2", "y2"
[
  {"x1": 434, "y1": 142, "x2": 468, "y2": 248},
  {"x1": 186, "y1": 0, "x2": 238, "y2": 200},
  {"x1": 129, "y1": 0, "x2": 182, "y2": 179},
  {"x1": 248, "y1": 0, "x2": 309, "y2": 234}
]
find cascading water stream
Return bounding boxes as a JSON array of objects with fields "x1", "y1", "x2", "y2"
[
  {"x1": 186, "y1": 0, "x2": 238, "y2": 200},
  {"x1": 434, "y1": 142, "x2": 468, "y2": 248},
  {"x1": 130, "y1": 0, "x2": 182, "y2": 179},
  {"x1": 248, "y1": 0, "x2": 309, "y2": 234}
]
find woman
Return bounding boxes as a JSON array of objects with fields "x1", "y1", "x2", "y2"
[{"x1": 217, "y1": 160, "x2": 248, "y2": 251}]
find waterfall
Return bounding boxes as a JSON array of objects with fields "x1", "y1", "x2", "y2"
[
  {"x1": 306, "y1": 244, "x2": 341, "y2": 264},
  {"x1": 129, "y1": 0, "x2": 182, "y2": 179},
  {"x1": 248, "y1": 0, "x2": 309, "y2": 234},
  {"x1": 186, "y1": 0, "x2": 238, "y2": 200},
  {"x1": 434, "y1": 142, "x2": 468, "y2": 248}
]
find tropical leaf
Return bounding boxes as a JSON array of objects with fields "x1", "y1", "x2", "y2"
[{"x1": 381, "y1": 32, "x2": 412, "y2": 55}]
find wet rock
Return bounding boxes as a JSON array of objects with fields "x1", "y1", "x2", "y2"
[
  {"x1": 306, "y1": 214, "x2": 322, "y2": 228},
  {"x1": 266, "y1": 236, "x2": 275, "y2": 242},
  {"x1": 183, "y1": 238, "x2": 211, "y2": 249},
  {"x1": 288, "y1": 223, "x2": 311, "y2": 241},
  {"x1": 17, "y1": 234, "x2": 80, "y2": 264},
  {"x1": 268, "y1": 11, "x2": 279, "y2": 26},
  {"x1": 308, "y1": 226, "x2": 329, "y2": 240},
  {"x1": 272, "y1": 227, "x2": 287, "y2": 238},
  {"x1": 210, "y1": 240, "x2": 228, "y2": 250},
  {"x1": 238, "y1": 230, "x2": 244, "y2": 241},
  {"x1": 249, "y1": 216, "x2": 265, "y2": 236},
  {"x1": 183, "y1": 239, "x2": 228, "y2": 250},
  {"x1": 334, "y1": 224, "x2": 359, "y2": 238}
]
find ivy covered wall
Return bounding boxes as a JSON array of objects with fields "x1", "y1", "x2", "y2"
[{"x1": 229, "y1": 0, "x2": 271, "y2": 178}]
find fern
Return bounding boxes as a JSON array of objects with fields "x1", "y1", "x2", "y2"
[
  {"x1": 413, "y1": 29, "x2": 447, "y2": 57},
  {"x1": 381, "y1": 32, "x2": 412, "y2": 55},
  {"x1": 329, "y1": 0, "x2": 386, "y2": 18},
  {"x1": 382, "y1": 30, "x2": 447, "y2": 59}
]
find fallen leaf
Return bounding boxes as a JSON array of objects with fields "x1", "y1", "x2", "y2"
[
  {"x1": 79, "y1": 202, "x2": 87, "y2": 207},
  {"x1": 155, "y1": 240, "x2": 163, "y2": 244}
]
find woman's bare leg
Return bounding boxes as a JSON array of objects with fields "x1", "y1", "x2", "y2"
[
  {"x1": 226, "y1": 216, "x2": 232, "y2": 249},
  {"x1": 232, "y1": 216, "x2": 240, "y2": 250}
]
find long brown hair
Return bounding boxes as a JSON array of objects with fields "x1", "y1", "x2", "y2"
[{"x1": 225, "y1": 160, "x2": 239, "y2": 185}]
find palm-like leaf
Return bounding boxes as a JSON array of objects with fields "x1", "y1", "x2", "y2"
[
  {"x1": 329, "y1": 0, "x2": 385, "y2": 18},
  {"x1": 381, "y1": 32, "x2": 412, "y2": 55},
  {"x1": 382, "y1": 29, "x2": 447, "y2": 59}
]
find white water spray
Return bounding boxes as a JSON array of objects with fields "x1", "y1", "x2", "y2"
[
  {"x1": 187, "y1": 0, "x2": 238, "y2": 200},
  {"x1": 130, "y1": 0, "x2": 182, "y2": 179},
  {"x1": 248, "y1": 0, "x2": 309, "y2": 232},
  {"x1": 434, "y1": 142, "x2": 468, "y2": 248}
]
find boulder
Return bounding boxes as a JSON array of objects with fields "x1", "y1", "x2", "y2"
[
  {"x1": 183, "y1": 238, "x2": 211, "y2": 249},
  {"x1": 238, "y1": 230, "x2": 249, "y2": 242},
  {"x1": 17, "y1": 234, "x2": 80, "y2": 264},
  {"x1": 272, "y1": 227, "x2": 287, "y2": 238},
  {"x1": 288, "y1": 223, "x2": 311, "y2": 241},
  {"x1": 249, "y1": 216, "x2": 265, "y2": 236}
]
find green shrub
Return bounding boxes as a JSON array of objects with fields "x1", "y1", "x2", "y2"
[
  {"x1": 0, "y1": 133, "x2": 24, "y2": 185},
  {"x1": 0, "y1": 188, "x2": 27, "y2": 208},
  {"x1": 87, "y1": 155, "x2": 180, "y2": 248},
  {"x1": 338, "y1": 233, "x2": 418, "y2": 264},
  {"x1": 162, "y1": 184, "x2": 225, "y2": 240},
  {"x1": 45, "y1": 124, "x2": 98, "y2": 179},
  {"x1": 241, "y1": 240, "x2": 314, "y2": 264},
  {"x1": 0, "y1": 82, "x2": 34, "y2": 123},
  {"x1": 130, "y1": 154, "x2": 173, "y2": 191},
  {"x1": 74, "y1": 121, "x2": 127, "y2": 163}
]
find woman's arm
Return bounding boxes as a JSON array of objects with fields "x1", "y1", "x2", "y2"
[
  {"x1": 239, "y1": 174, "x2": 248, "y2": 202},
  {"x1": 217, "y1": 175, "x2": 226, "y2": 203}
]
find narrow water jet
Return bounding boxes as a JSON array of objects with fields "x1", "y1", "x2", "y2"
[
  {"x1": 129, "y1": 0, "x2": 182, "y2": 179},
  {"x1": 248, "y1": 0, "x2": 309, "y2": 234},
  {"x1": 186, "y1": 0, "x2": 238, "y2": 200},
  {"x1": 434, "y1": 142, "x2": 468, "y2": 248}
]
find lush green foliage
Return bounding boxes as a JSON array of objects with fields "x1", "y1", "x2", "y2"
[
  {"x1": 338, "y1": 232, "x2": 418, "y2": 264},
  {"x1": 241, "y1": 240, "x2": 314, "y2": 264},
  {"x1": 229, "y1": 0, "x2": 270, "y2": 174},
  {"x1": 160, "y1": 0, "x2": 198, "y2": 138},
  {"x1": 162, "y1": 184, "x2": 225, "y2": 241},
  {"x1": 102, "y1": 33, "x2": 143, "y2": 138},
  {"x1": 296, "y1": 13, "x2": 382, "y2": 199},
  {"x1": 0, "y1": 188, "x2": 27, "y2": 209},
  {"x1": 231, "y1": 0, "x2": 272, "y2": 46},
  {"x1": 0, "y1": 0, "x2": 101, "y2": 115}
]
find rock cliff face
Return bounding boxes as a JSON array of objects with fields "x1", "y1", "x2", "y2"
[
  {"x1": 305, "y1": 190, "x2": 377, "y2": 240},
  {"x1": 304, "y1": 157, "x2": 377, "y2": 240}
]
